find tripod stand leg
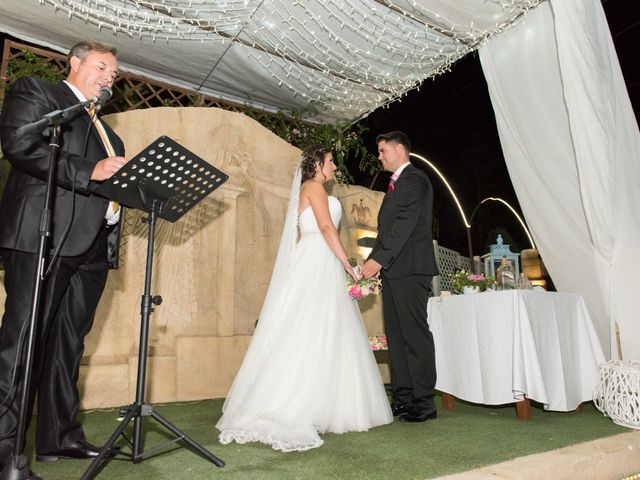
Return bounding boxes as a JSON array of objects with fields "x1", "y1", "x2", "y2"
[
  {"x1": 79, "y1": 407, "x2": 138, "y2": 480},
  {"x1": 150, "y1": 410, "x2": 225, "y2": 467}
]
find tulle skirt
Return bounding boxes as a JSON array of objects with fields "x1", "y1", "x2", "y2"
[{"x1": 216, "y1": 232, "x2": 392, "y2": 452}]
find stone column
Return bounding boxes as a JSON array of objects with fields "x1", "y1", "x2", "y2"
[{"x1": 215, "y1": 184, "x2": 246, "y2": 337}]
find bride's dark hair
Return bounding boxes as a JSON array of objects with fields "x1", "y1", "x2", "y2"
[{"x1": 300, "y1": 144, "x2": 331, "y2": 183}]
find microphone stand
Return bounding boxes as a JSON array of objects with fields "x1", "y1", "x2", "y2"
[{"x1": 2, "y1": 98, "x2": 96, "y2": 480}]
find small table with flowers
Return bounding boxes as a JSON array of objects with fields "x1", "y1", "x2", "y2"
[{"x1": 427, "y1": 290, "x2": 605, "y2": 420}]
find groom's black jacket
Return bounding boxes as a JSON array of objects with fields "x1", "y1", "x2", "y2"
[{"x1": 370, "y1": 164, "x2": 438, "y2": 279}]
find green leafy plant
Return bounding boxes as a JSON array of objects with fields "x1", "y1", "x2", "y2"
[
  {"x1": 5, "y1": 50, "x2": 66, "y2": 90},
  {"x1": 239, "y1": 108, "x2": 378, "y2": 184}
]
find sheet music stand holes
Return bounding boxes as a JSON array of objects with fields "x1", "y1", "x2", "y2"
[
  {"x1": 121, "y1": 183, "x2": 128, "y2": 189},
  {"x1": 113, "y1": 179, "x2": 120, "y2": 185}
]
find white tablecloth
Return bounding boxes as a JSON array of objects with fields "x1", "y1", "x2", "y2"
[{"x1": 428, "y1": 290, "x2": 606, "y2": 411}]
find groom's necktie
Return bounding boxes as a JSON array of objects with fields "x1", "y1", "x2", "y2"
[
  {"x1": 88, "y1": 105, "x2": 120, "y2": 214},
  {"x1": 387, "y1": 173, "x2": 398, "y2": 192}
]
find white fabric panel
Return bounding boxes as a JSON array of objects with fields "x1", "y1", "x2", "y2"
[{"x1": 480, "y1": 0, "x2": 640, "y2": 359}]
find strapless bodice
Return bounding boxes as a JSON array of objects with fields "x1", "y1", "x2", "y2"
[{"x1": 299, "y1": 196, "x2": 342, "y2": 235}]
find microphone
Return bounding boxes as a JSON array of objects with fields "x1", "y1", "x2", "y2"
[
  {"x1": 92, "y1": 86, "x2": 113, "y2": 111},
  {"x1": 13, "y1": 86, "x2": 114, "y2": 137}
]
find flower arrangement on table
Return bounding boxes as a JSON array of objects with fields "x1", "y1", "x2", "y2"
[
  {"x1": 450, "y1": 269, "x2": 495, "y2": 293},
  {"x1": 346, "y1": 258, "x2": 382, "y2": 299}
]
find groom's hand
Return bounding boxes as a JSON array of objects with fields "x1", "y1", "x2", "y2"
[{"x1": 361, "y1": 259, "x2": 382, "y2": 278}]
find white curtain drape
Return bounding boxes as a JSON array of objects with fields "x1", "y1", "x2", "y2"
[{"x1": 479, "y1": 0, "x2": 640, "y2": 360}]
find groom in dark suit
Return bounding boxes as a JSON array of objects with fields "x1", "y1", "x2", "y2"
[
  {"x1": 0, "y1": 40, "x2": 126, "y2": 476},
  {"x1": 361, "y1": 131, "x2": 439, "y2": 422}
]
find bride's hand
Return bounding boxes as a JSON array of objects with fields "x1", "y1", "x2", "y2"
[{"x1": 345, "y1": 264, "x2": 361, "y2": 282}]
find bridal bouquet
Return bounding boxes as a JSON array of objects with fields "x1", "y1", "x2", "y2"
[{"x1": 346, "y1": 258, "x2": 382, "y2": 300}]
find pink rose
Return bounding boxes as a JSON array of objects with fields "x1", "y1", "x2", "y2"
[{"x1": 349, "y1": 285, "x2": 363, "y2": 299}]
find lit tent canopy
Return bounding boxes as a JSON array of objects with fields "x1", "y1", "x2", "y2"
[
  {"x1": 1, "y1": 0, "x2": 639, "y2": 360},
  {"x1": 0, "y1": 0, "x2": 542, "y2": 123}
]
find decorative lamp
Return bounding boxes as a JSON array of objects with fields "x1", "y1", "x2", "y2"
[{"x1": 481, "y1": 234, "x2": 520, "y2": 279}]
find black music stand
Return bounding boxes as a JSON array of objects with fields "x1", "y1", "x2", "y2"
[{"x1": 80, "y1": 136, "x2": 228, "y2": 480}]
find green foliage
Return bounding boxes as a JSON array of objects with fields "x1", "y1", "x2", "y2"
[
  {"x1": 239, "y1": 108, "x2": 378, "y2": 184},
  {"x1": 5, "y1": 50, "x2": 65, "y2": 91}
]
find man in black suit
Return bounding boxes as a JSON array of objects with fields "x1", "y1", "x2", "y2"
[
  {"x1": 361, "y1": 131, "x2": 439, "y2": 423},
  {"x1": 0, "y1": 40, "x2": 126, "y2": 476}
]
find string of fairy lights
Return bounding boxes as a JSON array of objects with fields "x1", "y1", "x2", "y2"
[{"x1": 37, "y1": 0, "x2": 544, "y2": 121}]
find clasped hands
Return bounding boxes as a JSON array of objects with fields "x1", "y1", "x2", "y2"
[
  {"x1": 360, "y1": 259, "x2": 382, "y2": 279},
  {"x1": 343, "y1": 258, "x2": 382, "y2": 281}
]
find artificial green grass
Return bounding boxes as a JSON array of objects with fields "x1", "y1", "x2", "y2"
[{"x1": 27, "y1": 396, "x2": 628, "y2": 480}]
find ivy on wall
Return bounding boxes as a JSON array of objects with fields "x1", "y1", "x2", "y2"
[{"x1": 0, "y1": 48, "x2": 379, "y2": 198}]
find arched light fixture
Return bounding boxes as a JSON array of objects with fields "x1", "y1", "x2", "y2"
[
  {"x1": 410, "y1": 152, "x2": 469, "y2": 228},
  {"x1": 409, "y1": 153, "x2": 535, "y2": 268},
  {"x1": 470, "y1": 197, "x2": 536, "y2": 250}
]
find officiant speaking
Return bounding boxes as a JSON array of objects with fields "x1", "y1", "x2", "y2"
[{"x1": 0, "y1": 39, "x2": 126, "y2": 478}]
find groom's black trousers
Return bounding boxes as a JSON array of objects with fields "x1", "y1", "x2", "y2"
[{"x1": 381, "y1": 273, "x2": 436, "y2": 413}]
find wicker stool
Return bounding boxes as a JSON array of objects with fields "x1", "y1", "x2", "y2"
[{"x1": 593, "y1": 360, "x2": 640, "y2": 429}]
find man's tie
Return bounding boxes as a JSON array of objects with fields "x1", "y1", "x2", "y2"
[
  {"x1": 387, "y1": 173, "x2": 398, "y2": 192},
  {"x1": 88, "y1": 105, "x2": 120, "y2": 213}
]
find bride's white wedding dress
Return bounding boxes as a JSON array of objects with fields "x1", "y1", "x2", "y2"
[{"x1": 217, "y1": 195, "x2": 392, "y2": 452}]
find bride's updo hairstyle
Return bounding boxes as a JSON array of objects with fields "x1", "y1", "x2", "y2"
[{"x1": 300, "y1": 144, "x2": 331, "y2": 183}]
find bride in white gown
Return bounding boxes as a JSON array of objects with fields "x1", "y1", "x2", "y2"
[{"x1": 216, "y1": 145, "x2": 393, "y2": 452}]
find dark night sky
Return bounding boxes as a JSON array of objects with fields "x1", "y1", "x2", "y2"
[{"x1": 354, "y1": 0, "x2": 640, "y2": 258}]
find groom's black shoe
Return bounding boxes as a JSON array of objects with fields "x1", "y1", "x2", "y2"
[
  {"x1": 399, "y1": 407, "x2": 437, "y2": 423},
  {"x1": 390, "y1": 401, "x2": 410, "y2": 416},
  {"x1": 36, "y1": 440, "x2": 119, "y2": 462}
]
